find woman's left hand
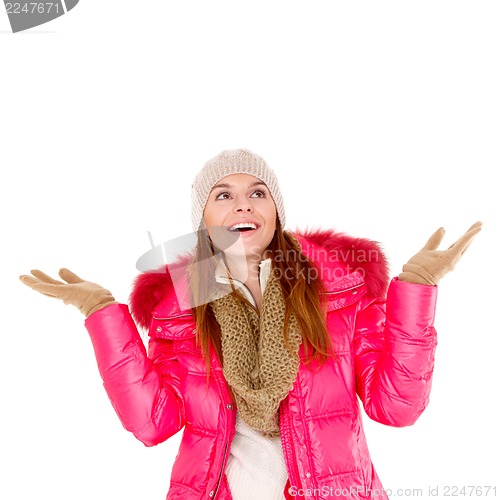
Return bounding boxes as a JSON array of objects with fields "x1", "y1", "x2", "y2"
[{"x1": 398, "y1": 221, "x2": 483, "y2": 285}]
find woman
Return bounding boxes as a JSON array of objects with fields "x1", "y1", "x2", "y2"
[{"x1": 20, "y1": 148, "x2": 481, "y2": 500}]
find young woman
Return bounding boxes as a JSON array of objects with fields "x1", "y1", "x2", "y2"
[{"x1": 20, "y1": 148, "x2": 481, "y2": 500}]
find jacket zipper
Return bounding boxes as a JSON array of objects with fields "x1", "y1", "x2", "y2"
[
  {"x1": 211, "y1": 441, "x2": 229, "y2": 499},
  {"x1": 280, "y1": 401, "x2": 302, "y2": 495},
  {"x1": 210, "y1": 363, "x2": 234, "y2": 500}
]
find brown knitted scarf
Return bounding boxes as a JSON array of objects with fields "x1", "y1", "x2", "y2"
[{"x1": 209, "y1": 265, "x2": 302, "y2": 437}]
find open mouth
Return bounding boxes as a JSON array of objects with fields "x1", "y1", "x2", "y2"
[{"x1": 228, "y1": 222, "x2": 259, "y2": 232}]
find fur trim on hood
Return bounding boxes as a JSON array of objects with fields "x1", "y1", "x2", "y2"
[
  {"x1": 129, "y1": 228, "x2": 390, "y2": 331},
  {"x1": 293, "y1": 227, "x2": 390, "y2": 299}
]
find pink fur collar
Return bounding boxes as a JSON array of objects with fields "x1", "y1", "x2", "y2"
[{"x1": 129, "y1": 228, "x2": 390, "y2": 330}]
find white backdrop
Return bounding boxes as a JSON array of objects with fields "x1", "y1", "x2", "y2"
[{"x1": 1, "y1": 2, "x2": 498, "y2": 499}]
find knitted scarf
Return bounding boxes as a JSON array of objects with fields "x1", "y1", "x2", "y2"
[{"x1": 209, "y1": 263, "x2": 303, "y2": 437}]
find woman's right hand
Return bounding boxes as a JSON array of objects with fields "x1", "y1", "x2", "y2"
[{"x1": 19, "y1": 268, "x2": 118, "y2": 317}]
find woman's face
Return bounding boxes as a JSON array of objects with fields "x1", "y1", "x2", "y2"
[{"x1": 203, "y1": 173, "x2": 277, "y2": 262}]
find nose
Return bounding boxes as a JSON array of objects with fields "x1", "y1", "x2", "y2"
[{"x1": 233, "y1": 196, "x2": 254, "y2": 214}]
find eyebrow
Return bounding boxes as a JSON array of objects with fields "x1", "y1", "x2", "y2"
[{"x1": 210, "y1": 181, "x2": 267, "y2": 192}]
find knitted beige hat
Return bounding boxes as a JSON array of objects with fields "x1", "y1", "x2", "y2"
[{"x1": 191, "y1": 148, "x2": 286, "y2": 231}]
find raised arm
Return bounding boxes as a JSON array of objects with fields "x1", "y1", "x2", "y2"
[
  {"x1": 354, "y1": 279, "x2": 437, "y2": 426},
  {"x1": 354, "y1": 222, "x2": 482, "y2": 426},
  {"x1": 19, "y1": 268, "x2": 185, "y2": 446}
]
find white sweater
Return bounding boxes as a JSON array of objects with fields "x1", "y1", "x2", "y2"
[
  {"x1": 214, "y1": 258, "x2": 289, "y2": 499},
  {"x1": 225, "y1": 412, "x2": 288, "y2": 499}
]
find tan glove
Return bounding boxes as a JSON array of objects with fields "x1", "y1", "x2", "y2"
[
  {"x1": 398, "y1": 221, "x2": 483, "y2": 285},
  {"x1": 19, "y1": 268, "x2": 118, "y2": 317}
]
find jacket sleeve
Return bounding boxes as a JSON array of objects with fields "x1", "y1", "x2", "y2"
[
  {"x1": 84, "y1": 303, "x2": 185, "y2": 446},
  {"x1": 353, "y1": 277, "x2": 438, "y2": 427}
]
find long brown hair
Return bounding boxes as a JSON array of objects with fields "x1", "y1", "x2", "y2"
[{"x1": 188, "y1": 219, "x2": 334, "y2": 384}]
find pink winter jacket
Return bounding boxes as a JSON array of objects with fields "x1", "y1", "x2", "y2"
[{"x1": 84, "y1": 228, "x2": 438, "y2": 500}]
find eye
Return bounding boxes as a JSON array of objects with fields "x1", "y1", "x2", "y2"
[
  {"x1": 215, "y1": 191, "x2": 231, "y2": 200},
  {"x1": 251, "y1": 189, "x2": 266, "y2": 198}
]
